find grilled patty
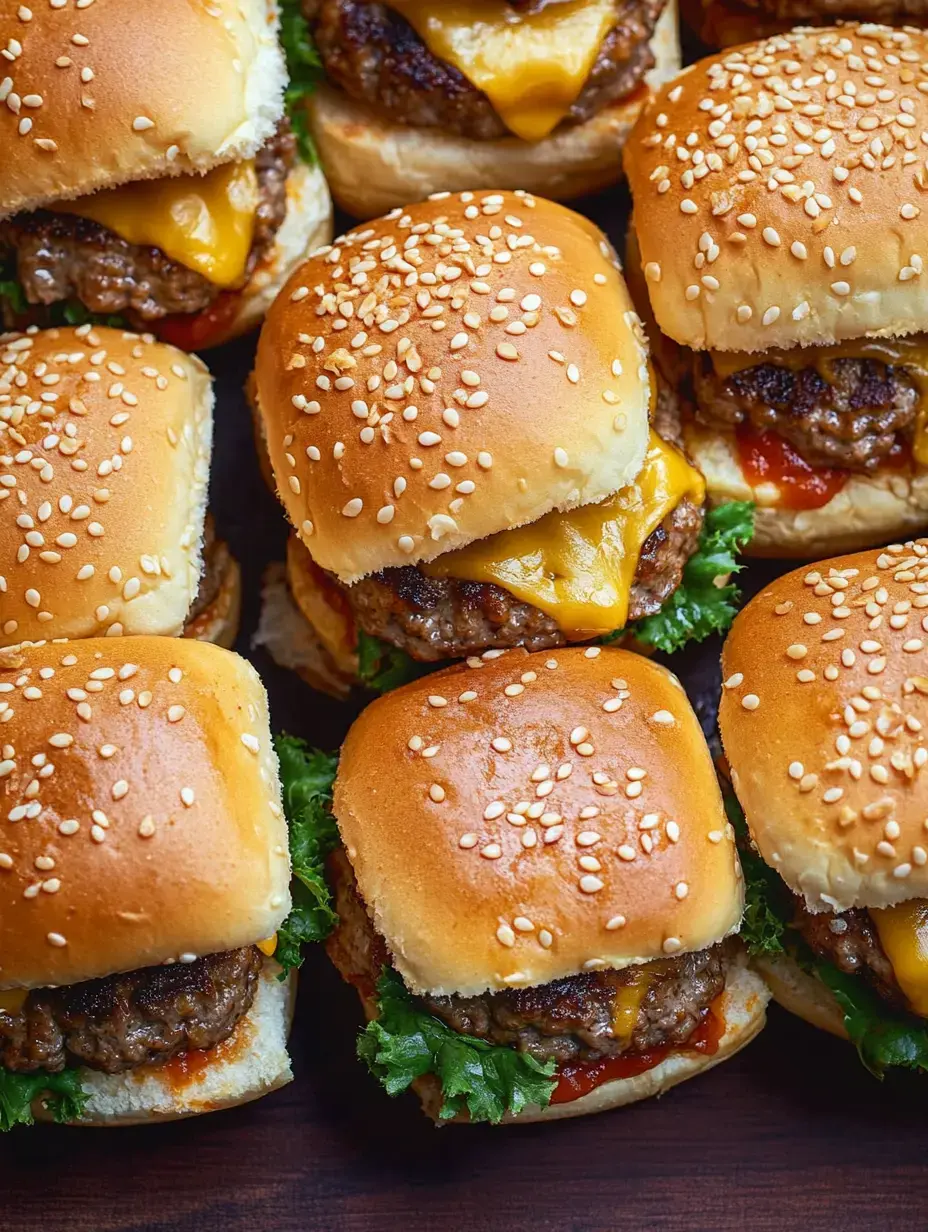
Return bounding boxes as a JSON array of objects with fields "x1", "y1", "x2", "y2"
[
  {"x1": 336, "y1": 497, "x2": 703, "y2": 662},
  {"x1": 0, "y1": 947, "x2": 262, "y2": 1075},
  {"x1": 0, "y1": 122, "x2": 296, "y2": 322},
  {"x1": 793, "y1": 902, "x2": 902, "y2": 1009},
  {"x1": 185, "y1": 516, "x2": 229, "y2": 630},
  {"x1": 693, "y1": 355, "x2": 920, "y2": 473},
  {"x1": 327, "y1": 850, "x2": 728, "y2": 1064},
  {"x1": 305, "y1": 0, "x2": 665, "y2": 140},
  {"x1": 737, "y1": 0, "x2": 928, "y2": 18}
]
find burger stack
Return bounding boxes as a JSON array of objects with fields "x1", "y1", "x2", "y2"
[{"x1": 5, "y1": 0, "x2": 928, "y2": 1138}]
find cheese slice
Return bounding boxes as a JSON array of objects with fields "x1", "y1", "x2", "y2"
[
  {"x1": 389, "y1": 0, "x2": 618, "y2": 141},
  {"x1": 710, "y1": 335, "x2": 928, "y2": 468},
  {"x1": 257, "y1": 934, "x2": 278, "y2": 958},
  {"x1": 52, "y1": 161, "x2": 259, "y2": 289},
  {"x1": 0, "y1": 989, "x2": 28, "y2": 1014},
  {"x1": 424, "y1": 432, "x2": 706, "y2": 639},
  {"x1": 611, "y1": 967, "x2": 653, "y2": 1044},
  {"x1": 870, "y1": 900, "x2": 928, "y2": 1018}
]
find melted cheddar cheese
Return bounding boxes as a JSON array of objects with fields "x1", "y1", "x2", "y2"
[
  {"x1": 389, "y1": 0, "x2": 618, "y2": 141},
  {"x1": 257, "y1": 934, "x2": 278, "y2": 958},
  {"x1": 710, "y1": 335, "x2": 928, "y2": 467},
  {"x1": 424, "y1": 432, "x2": 705, "y2": 639},
  {"x1": 52, "y1": 161, "x2": 259, "y2": 288},
  {"x1": 611, "y1": 968, "x2": 653, "y2": 1043},
  {"x1": 870, "y1": 900, "x2": 928, "y2": 1018}
]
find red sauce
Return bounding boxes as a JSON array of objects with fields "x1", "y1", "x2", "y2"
[
  {"x1": 550, "y1": 1001, "x2": 725, "y2": 1106},
  {"x1": 153, "y1": 290, "x2": 243, "y2": 351},
  {"x1": 735, "y1": 427, "x2": 849, "y2": 511},
  {"x1": 159, "y1": 1034, "x2": 237, "y2": 1093}
]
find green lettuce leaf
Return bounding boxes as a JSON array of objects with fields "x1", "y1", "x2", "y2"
[
  {"x1": 0, "y1": 1067, "x2": 88, "y2": 1132},
  {"x1": 358, "y1": 969, "x2": 557, "y2": 1124},
  {"x1": 725, "y1": 793, "x2": 789, "y2": 957},
  {"x1": 815, "y1": 960, "x2": 928, "y2": 1078},
  {"x1": 630, "y1": 501, "x2": 755, "y2": 654},
  {"x1": 49, "y1": 300, "x2": 128, "y2": 330},
  {"x1": 273, "y1": 735, "x2": 339, "y2": 973},
  {"x1": 0, "y1": 269, "x2": 27, "y2": 317},
  {"x1": 279, "y1": 0, "x2": 322, "y2": 163},
  {"x1": 356, "y1": 631, "x2": 434, "y2": 694}
]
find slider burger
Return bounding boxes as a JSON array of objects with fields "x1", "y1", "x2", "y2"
[
  {"x1": 255, "y1": 191, "x2": 753, "y2": 694},
  {"x1": 0, "y1": 0, "x2": 332, "y2": 351},
  {"x1": 720, "y1": 540, "x2": 928, "y2": 1074},
  {"x1": 316, "y1": 646, "x2": 769, "y2": 1122},
  {"x1": 684, "y1": 0, "x2": 928, "y2": 52},
  {"x1": 0, "y1": 326, "x2": 240, "y2": 649},
  {"x1": 0, "y1": 638, "x2": 294, "y2": 1128},
  {"x1": 624, "y1": 26, "x2": 928, "y2": 559},
  {"x1": 301, "y1": 0, "x2": 681, "y2": 218}
]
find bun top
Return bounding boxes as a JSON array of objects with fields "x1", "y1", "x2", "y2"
[
  {"x1": 720, "y1": 539, "x2": 928, "y2": 912},
  {"x1": 334, "y1": 646, "x2": 742, "y2": 997},
  {"x1": 0, "y1": 327, "x2": 212, "y2": 648},
  {"x1": 255, "y1": 191, "x2": 651, "y2": 583},
  {"x1": 625, "y1": 25, "x2": 928, "y2": 353},
  {"x1": 0, "y1": 638, "x2": 289, "y2": 990},
  {"x1": 0, "y1": 0, "x2": 285, "y2": 219}
]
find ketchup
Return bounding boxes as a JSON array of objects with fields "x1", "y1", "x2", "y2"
[
  {"x1": 161, "y1": 1039, "x2": 232, "y2": 1091},
  {"x1": 549, "y1": 1001, "x2": 725, "y2": 1105},
  {"x1": 153, "y1": 290, "x2": 243, "y2": 352},
  {"x1": 735, "y1": 427, "x2": 848, "y2": 511}
]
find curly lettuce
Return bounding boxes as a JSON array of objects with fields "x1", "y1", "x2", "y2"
[
  {"x1": 273, "y1": 735, "x2": 339, "y2": 974},
  {"x1": 279, "y1": 0, "x2": 322, "y2": 163},
  {"x1": 358, "y1": 969, "x2": 557, "y2": 1124},
  {"x1": 0, "y1": 1067, "x2": 88, "y2": 1132},
  {"x1": 356, "y1": 631, "x2": 435, "y2": 694}
]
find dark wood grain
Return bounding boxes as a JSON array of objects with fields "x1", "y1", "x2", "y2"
[{"x1": 3, "y1": 187, "x2": 928, "y2": 1232}]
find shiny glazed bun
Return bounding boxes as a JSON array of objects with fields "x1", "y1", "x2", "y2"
[
  {"x1": 720, "y1": 540, "x2": 928, "y2": 913},
  {"x1": 624, "y1": 26, "x2": 928, "y2": 353},
  {"x1": 0, "y1": 637, "x2": 290, "y2": 991},
  {"x1": 0, "y1": 327, "x2": 213, "y2": 648},
  {"x1": 255, "y1": 191, "x2": 652, "y2": 583},
  {"x1": 334, "y1": 646, "x2": 743, "y2": 998},
  {"x1": 0, "y1": 0, "x2": 286, "y2": 218},
  {"x1": 305, "y1": 1, "x2": 681, "y2": 219}
]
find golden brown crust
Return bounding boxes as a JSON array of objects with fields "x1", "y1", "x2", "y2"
[
  {"x1": 0, "y1": 327, "x2": 212, "y2": 647},
  {"x1": 255, "y1": 191, "x2": 652, "y2": 583},
  {"x1": 754, "y1": 953, "x2": 849, "y2": 1038},
  {"x1": 625, "y1": 26, "x2": 928, "y2": 353},
  {"x1": 333, "y1": 647, "x2": 743, "y2": 998},
  {"x1": 0, "y1": 0, "x2": 286, "y2": 219},
  {"x1": 0, "y1": 638, "x2": 289, "y2": 990},
  {"x1": 720, "y1": 540, "x2": 928, "y2": 912}
]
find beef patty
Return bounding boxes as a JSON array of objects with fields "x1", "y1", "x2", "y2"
[
  {"x1": 305, "y1": 0, "x2": 665, "y2": 141},
  {"x1": 737, "y1": 0, "x2": 928, "y2": 19},
  {"x1": 185, "y1": 516, "x2": 229, "y2": 630},
  {"x1": 0, "y1": 121, "x2": 296, "y2": 322},
  {"x1": 336, "y1": 497, "x2": 704, "y2": 662},
  {"x1": 693, "y1": 355, "x2": 920, "y2": 473},
  {"x1": 0, "y1": 947, "x2": 262, "y2": 1075},
  {"x1": 327, "y1": 849, "x2": 728, "y2": 1064},
  {"x1": 792, "y1": 901, "x2": 902, "y2": 1010}
]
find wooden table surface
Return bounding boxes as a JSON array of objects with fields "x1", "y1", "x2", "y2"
[{"x1": 3, "y1": 190, "x2": 928, "y2": 1232}]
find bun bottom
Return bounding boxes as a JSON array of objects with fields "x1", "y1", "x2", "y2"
[
  {"x1": 201, "y1": 159, "x2": 333, "y2": 348},
  {"x1": 253, "y1": 559, "x2": 357, "y2": 698},
  {"x1": 38, "y1": 961, "x2": 295, "y2": 1127},
  {"x1": 354, "y1": 952, "x2": 768, "y2": 1123},
  {"x1": 185, "y1": 545, "x2": 242, "y2": 650},
  {"x1": 683, "y1": 422, "x2": 928, "y2": 558},
  {"x1": 754, "y1": 953, "x2": 850, "y2": 1040},
  {"x1": 306, "y1": 2, "x2": 680, "y2": 219}
]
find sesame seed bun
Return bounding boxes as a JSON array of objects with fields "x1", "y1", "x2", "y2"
[
  {"x1": 0, "y1": 327, "x2": 213, "y2": 648},
  {"x1": 719, "y1": 540, "x2": 928, "y2": 913},
  {"x1": 0, "y1": 0, "x2": 286, "y2": 219},
  {"x1": 200, "y1": 159, "x2": 334, "y2": 350},
  {"x1": 0, "y1": 637, "x2": 290, "y2": 991},
  {"x1": 304, "y1": 0, "x2": 681, "y2": 220},
  {"x1": 37, "y1": 962, "x2": 296, "y2": 1127},
  {"x1": 255, "y1": 191, "x2": 652, "y2": 584},
  {"x1": 624, "y1": 26, "x2": 928, "y2": 354},
  {"x1": 333, "y1": 647, "x2": 744, "y2": 999},
  {"x1": 683, "y1": 419, "x2": 928, "y2": 557}
]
